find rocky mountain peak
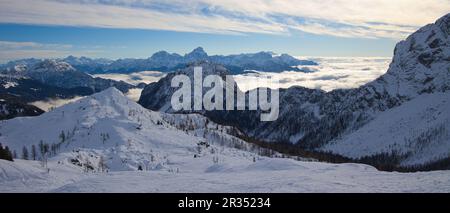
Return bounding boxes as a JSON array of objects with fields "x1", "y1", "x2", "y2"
[
  {"x1": 368, "y1": 13, "x2": 450, "y2": 98},
  {"x1": 185, "y1": 47, "x2": 208, "y2": 60},
  {"x1": 30, "y1": 59, "x2": 76, "y2": 73},
  {"x1": 182, "y1": 60, "x2": 229, "y2": 76}
]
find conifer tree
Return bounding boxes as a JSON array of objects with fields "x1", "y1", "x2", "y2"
[
  {"x1": 12, "y1": 149, "x2": 17, "y2": 159},
  {"x1": 31, "y1": 145, "x2": 37, "y2": 160},
  {"x1": 3, "y1": 146, "x2": 14, "y2": 161},
  {"x1": 22, "y1": 146, "x2": 29, "y2": 160},
  {"x1": 0, "y1": 143, "x2": 4, "y2": 159}
]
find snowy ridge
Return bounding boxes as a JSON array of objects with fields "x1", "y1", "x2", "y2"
[{"x1": 0, "y1": 87, "x2": 267, "y2": 172}]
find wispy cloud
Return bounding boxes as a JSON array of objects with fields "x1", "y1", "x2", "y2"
[
  {"x1": 0, "y1": 40, "x2": 72, "y2": 50},
  {"x1": 0, "y1": 0, "x2": 448, "y2": 39},
  {"x1": 0, "y1": 0, "x2": 284, "y2": 35},
  {"x1": 0, "y1": 40, "x2": 101, "y2": 63}
]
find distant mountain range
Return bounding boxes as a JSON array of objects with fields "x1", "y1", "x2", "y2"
[{"x1": 0, "y1": 47, "x2": 317, "y2": 74}]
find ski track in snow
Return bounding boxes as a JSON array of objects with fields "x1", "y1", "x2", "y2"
[{"x1": 1, "y1": 158, "x2": 450, "y2": 193}]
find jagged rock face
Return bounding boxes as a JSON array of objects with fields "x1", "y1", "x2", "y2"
[
  {"x1": 149, "y1": 51, "x2": 183, "y2": 68},
  {"x1": 63, "y1": 55, "x2": 113, "y2": 72},
  {"x1": 368, "y1": 13, "x2": 450, "y2": 99},
  {"x1": 209, "y1": 51, "x2": 317, "y2": 74},
  {"x1": 185, "y1": 47, "x2": 209, "y2": 61},
  {"x1": 138, "y1": 61, "x2": 231, "y2": 112},
  {"x1": 138, "y1": 14, "x2": 450, "y2": 150}
]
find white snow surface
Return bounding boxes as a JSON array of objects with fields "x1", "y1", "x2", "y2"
[
  {"x1": 1, "y1": 158, "x2": 450, "y2": 192},
  {"x1": 2, "y1": 81, "x2": 18, "y2": 89}
]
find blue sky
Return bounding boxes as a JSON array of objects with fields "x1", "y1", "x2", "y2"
[{"x1": 0, "y1": 0, "x2": 448, "y2": 62}]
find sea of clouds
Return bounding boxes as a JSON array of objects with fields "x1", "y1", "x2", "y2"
[
  {"x1": 91, "y1": 57, "x2": 391, "y2": 93},
  {"x1": 92, "y1": 71, "x2": 166, "y2": 86},
  {"x1": 92, "y1": 71, "x2": 166, "y2": 101},
  {"x1": 30, "y1": 96, "x2": 84, "y2": 112},
  {"x1": 233, "y1": 57, "x2": 391, "y2": 92}
]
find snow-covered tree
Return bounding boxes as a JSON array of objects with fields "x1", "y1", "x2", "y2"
[
  {"x1": 213, "y1": 155, "x2": 219, "y2": 164},
  {"x1": 38, "y1": 140, "x2": 50, "y2": 168},
  {"x1": 98, "y1": 156, "x2": 108, "y2": 172}
]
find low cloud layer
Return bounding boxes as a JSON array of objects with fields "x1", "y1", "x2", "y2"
[
  {"x1": 124, "y1": 88, "x2": 143, "y2": 102},
  {"x1": 233, "y1": 57, "x2": 391, "y2": 92},
  {"x1": 30, "y1": 96, "x2": 84, "y2": 111},
  {"x1": 92, "y1": 71, "x2": 166, "y2": 86},
  {"x1": 29, "y1": 90, "x2": 143, "y2": 111}
]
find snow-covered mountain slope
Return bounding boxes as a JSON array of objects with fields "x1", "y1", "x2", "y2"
[
  {"x1": 322, "y1": 92, "x2": 450, "y2": 166},
  {"x1": 25, "y1": 60, "x2": 134, "y2": 93},
  {"x1": 0, "y1": 57, "x2": 112, "y2": 74},
  {"x1": 62, "y1": 55, "x2": 113, "y2": 72},
  {"x1": 0, "y1": 87, "x2": 265, "y2": 172}
]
